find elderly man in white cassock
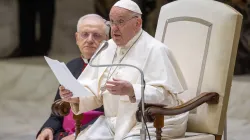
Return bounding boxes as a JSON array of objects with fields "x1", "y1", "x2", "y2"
[{"x1": 59, "y1": 0, "x2": 189, "y2": 139}]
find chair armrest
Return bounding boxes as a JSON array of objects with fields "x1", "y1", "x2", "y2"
[
  {"x1": 51, "y1": 99, "x2": 83, "y2": 138},
  {"x1": 51, "y1": 99, "x2": 71, "y2": 116},
  {"x1": 136, "y1": 92, "x2": 219, "y2": 122}
]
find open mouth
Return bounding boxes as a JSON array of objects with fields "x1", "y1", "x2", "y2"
[{"x1": 113, "y1": 34, "x2": 121, "y2": 37}]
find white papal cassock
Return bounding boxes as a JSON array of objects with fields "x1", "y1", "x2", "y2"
[{"x1": 70, "y1": 29, "x2": 189, "y2": 140}]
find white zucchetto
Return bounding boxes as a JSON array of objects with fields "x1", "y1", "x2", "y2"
[{"x1": 113, "y1": 0, "x2": 142, "y2": 14}]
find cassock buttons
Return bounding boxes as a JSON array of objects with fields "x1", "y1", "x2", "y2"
[{"x1": 121, "y1": 51, "x2": 125, "y2": 55}]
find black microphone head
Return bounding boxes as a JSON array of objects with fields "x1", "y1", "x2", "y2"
[
  {"x1": 90, "y1": 41, "x2": 109, "y2": 64},
  {"x1": 96, "y1": 40, "x2": 108, "y2": 55},
  {"x1": 100, "y1": 40, "x2": 108, "y2": 50}
]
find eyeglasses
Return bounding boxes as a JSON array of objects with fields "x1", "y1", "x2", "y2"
[
  {"x1": 78, "y1": 32, "x2": 104, "y2": 41},
  {"x1": 110, "y1": 16, "x2": 137, "y2": 27}
]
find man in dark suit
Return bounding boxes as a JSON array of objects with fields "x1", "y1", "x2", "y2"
[
  {"x1": 36, "y1": 14, "x2": 110, "y2": 140},
  {"x1": 10, "y1": 0, "x2": 55, "y2": 57}
]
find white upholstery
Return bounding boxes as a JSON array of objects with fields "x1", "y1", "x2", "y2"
[
  {"x1": 171, "y1": 132, "x2": 215, "y2": 140},
  {"x1": 174, "y1": 133, "x2": 214, "y2": 140},
  {"x1": 155, "y1": 0, "x2": 242, "y2": 137}
]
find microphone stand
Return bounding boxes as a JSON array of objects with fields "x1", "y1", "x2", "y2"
[{"x1": 89, "y1": 42, "x2": 147, "y2": 140}]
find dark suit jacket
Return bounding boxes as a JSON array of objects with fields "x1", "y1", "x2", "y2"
[{"x1": 37, "y1": 57, "x2": 104, "y2": 139}]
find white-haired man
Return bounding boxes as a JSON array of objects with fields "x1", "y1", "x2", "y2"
[
  {"x1": 36, "y1": 14, "x2": 109, "y2": 140},
  {"x1": 60, "y1": 0, "x2": 188, "y2": 139}
]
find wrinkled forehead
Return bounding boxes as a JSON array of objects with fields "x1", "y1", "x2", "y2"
[
  {"x1": 109, "y1": 6, "x2": 133, "y2": 19},
  {"x1": 79, "y1": 18, "x2": 105, "y2": 33}
]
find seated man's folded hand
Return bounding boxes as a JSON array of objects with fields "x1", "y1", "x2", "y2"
[
  {"x1": 106, "y1": 78, "x2": 135, "y2": 97},
  {"x1": 37, "y1": 128, "x2": 53, "y2": 140},
  {"x1": 59, "y1": 85, "x2": 79, "y2": 103}
]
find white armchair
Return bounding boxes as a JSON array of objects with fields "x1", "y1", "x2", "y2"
[{"x1": 136, "y1": 0, "x2": 243, "y2": 139}]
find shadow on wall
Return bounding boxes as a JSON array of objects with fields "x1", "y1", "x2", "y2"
[{"x1": 228, "y1": 0, "x2": 250, "y2": 75}]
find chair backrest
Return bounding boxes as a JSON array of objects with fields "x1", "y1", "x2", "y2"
[{"x1": 155, "y1": 0, "x2": 242, "y2": 135}]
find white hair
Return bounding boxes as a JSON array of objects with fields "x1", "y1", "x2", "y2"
[{"x1": 77, "y1": 14, "x2": 110, "y2": 37}]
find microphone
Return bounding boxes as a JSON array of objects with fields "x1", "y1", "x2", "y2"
[
  {"x1": 89, "y1": 41, "x2": 148, "y2": 140},
  {"x1": 89, "y1": 41, "x2": 109, "y2": 65}
]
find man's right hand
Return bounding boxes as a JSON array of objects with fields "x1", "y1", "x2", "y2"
[
  {"x1": 37, "y1": 128, "x2": 53, "y2": 140},
  {"x1": 59, "y1": 86, "x2": 79, "y2": 103}
]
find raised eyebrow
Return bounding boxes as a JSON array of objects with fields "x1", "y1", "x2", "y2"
[
  {"x1": 92, "y1": 32, "x2": 103, "y2": 35},
  {"x1": 110, "y1": 17, "x2": 125, "y2": 21},
  {"x1": 93, "y1": 33, "x2": 101, "y2": 35},
  {"x1": 110, "y1": 15, "x2": 125, "y2": 18}
]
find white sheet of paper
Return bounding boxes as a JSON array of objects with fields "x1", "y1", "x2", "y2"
[{"x1": 44, "y1": 56, "x2": 92, "y2": 97}]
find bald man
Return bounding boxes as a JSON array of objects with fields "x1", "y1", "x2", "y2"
[{"x1": 37, "y1": 14, "x2": 109, "y2": 140}]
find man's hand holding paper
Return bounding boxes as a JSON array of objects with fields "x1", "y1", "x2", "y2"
[
  {"x1": 59, "y1": 85, "x2": 79, "y2": 103},
  {"x1": 44, "y1": 56, "x2": 92, "y2": 99}
]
